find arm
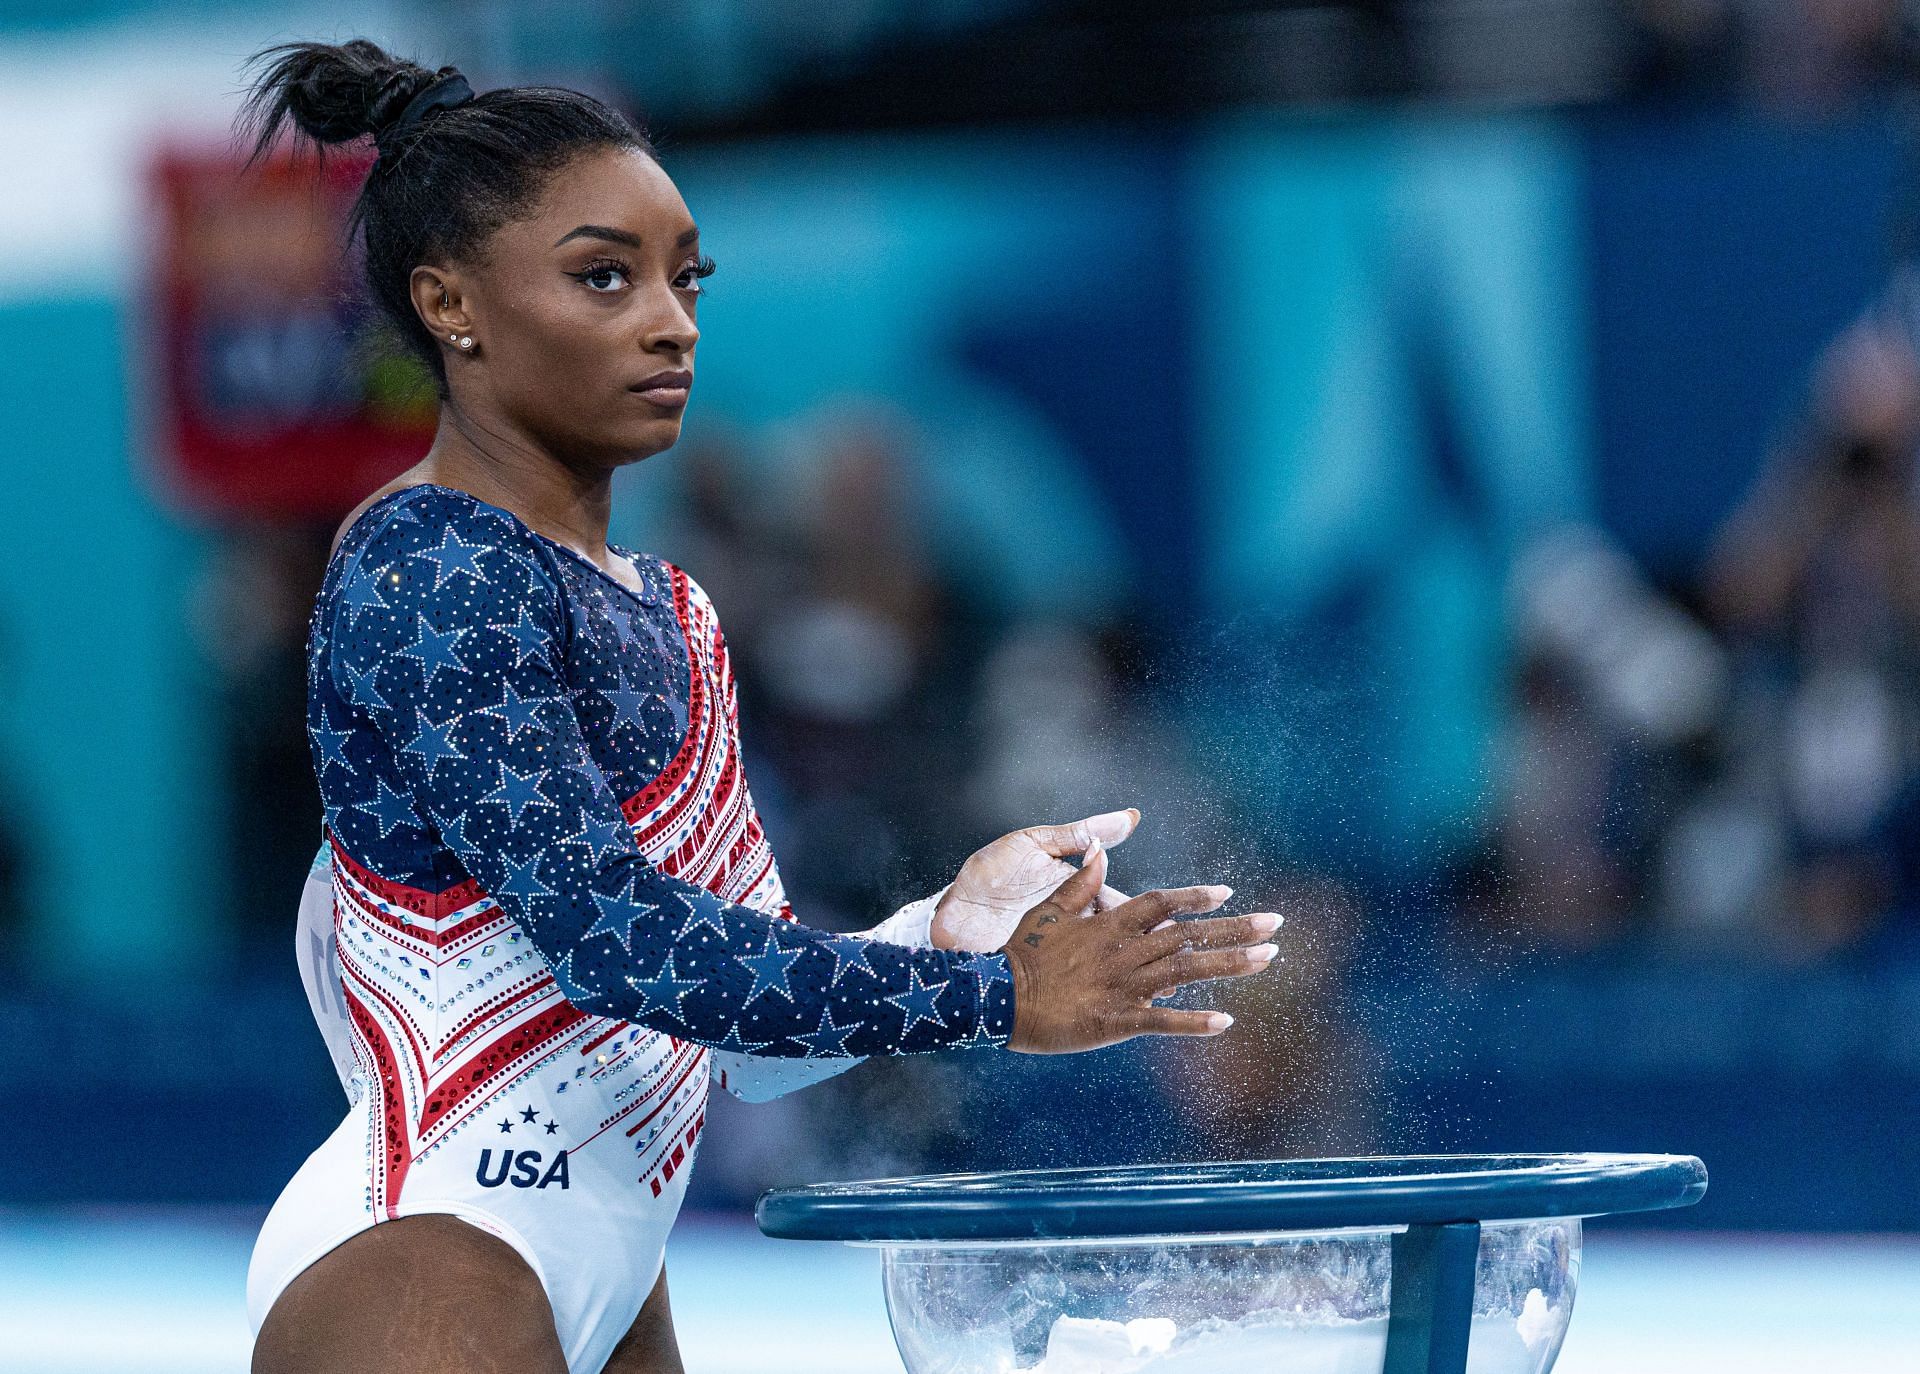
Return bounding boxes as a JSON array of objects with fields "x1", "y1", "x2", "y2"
[
  {"x1": 325, "y1": 501, "x2": 1014, "y2": 1060},
  {"x1": 711, "y1": 883, "x2": 950, "y2": 1102}
]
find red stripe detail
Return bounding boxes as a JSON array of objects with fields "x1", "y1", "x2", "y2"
[
  {"x1": 415, "y1": 999, "x2": 589, "y2": 1139},
  {"x1": 329, "y1": 830, "x2": 484, "y2": 920},
  {"x1": 579, "y1": 1024, "x2": 623, "y2": 1058},
  {"x1": 344, "y1": 984, "x2": 413, "y2": 1218}
]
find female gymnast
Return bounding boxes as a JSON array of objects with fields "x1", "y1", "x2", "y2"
[{"x1": 235, "y1": 39, "x2": 1283, "y2": 1374}]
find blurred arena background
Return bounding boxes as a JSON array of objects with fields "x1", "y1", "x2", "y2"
[{"x1": 1, "y1": 1, "x2": 1918, "y2": 1370}]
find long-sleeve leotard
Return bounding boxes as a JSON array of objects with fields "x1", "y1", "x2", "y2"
[{"x1": 308, "y1": 483, "x2": 1015, "y2": 1060}]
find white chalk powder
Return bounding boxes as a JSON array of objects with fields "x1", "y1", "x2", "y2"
[{"x1": 1010, "y1": 1290, "x2": 1561, "y2": 1374}]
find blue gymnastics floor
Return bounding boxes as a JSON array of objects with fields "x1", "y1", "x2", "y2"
[{"x1": 2, "y1": 1209, "x2": 1916, "y2": 1372}]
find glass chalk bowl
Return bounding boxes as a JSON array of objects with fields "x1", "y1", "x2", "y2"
[{"x1": 756, "y1": 1154, "x2": 1708, "y2": 1374}]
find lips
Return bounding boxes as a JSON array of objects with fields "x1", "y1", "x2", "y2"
[{"x1": 630, "y1": 368, "x2": 691, "y2": 409}]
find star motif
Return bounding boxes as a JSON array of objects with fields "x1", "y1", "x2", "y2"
[
  {"x1": 402, "y1": 716, "x2": 464, "y2": 772},
  {"x1": 400, "y1": 615, "x2": 470, "y2": 686},
  {"x1": 414, "y1": 526, "x2": 492, "y2": 591},
  {"x1": 310, "y1": 711, "x2": 354, "y2": 776},
  {"x1": 601, "y1": 686, "x2": 649, "y2": 735},
  {"x1": 626, "y1": 952, "x2": 704, "y2": 1018},
  {"x1": 519, "y1": 1105, "x2": 539, "y2": 1123},
  {"x1": 544, "y1": 1120, "x2": 560, "y2": 1135},
  {"x1": 480, "y1": 763, "x2": 554, "y2": 826},
  {"x1": 586, "y1": 882, "x2": 659, "y2": 955},
  {"x1": 358, "y1": 778, "x2": 419, "y2": 839},
  {"x1": 794, "y1": 1004, "x2": 859, "y2": 1057},
  {"x1": 711, "y1": 1022, "x2": 772, "y2": 1054},
  {"x1": 338, "y1": 659, "x2": 388, "y2": 711},
  {"x1": 498, "y1": 1119, "x2": 514, "y2": 1134},
  {"x1": 886, "y1": 966, "x2": 949, "y2": 1035},
  {"x1": 480, "y1": 680, "x2": 554, "y2": 744},
  {"x1": 493, "y1": 606, "x2": 550, "y2": 668},
  {"x1": 672, "y1": 889, "x2": 733, "y2": 940},
  {"x1": 555, "y1": 814, "x2": 629, "y2": 868},
  {"x1": 337, "y1": 566, "x2": 390, "y2": 625},
  {"x1": 496, "y1": 851, "x2": 556, "y2": 901},
  {"x1": 548, "y1": 949, "x2": 594, "y2": 1003},
  {"x1": 824, "y1": 934, "x2": 882, "y2": 985},
  {"x1": 737, "y1": 928, "x2": 803, "y2": 1004},
  {"x1": 952, "y1": 1016, "x2": 1005, "y2": 1050}
]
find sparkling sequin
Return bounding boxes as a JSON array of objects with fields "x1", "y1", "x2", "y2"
[{"x1": 308, "y1": 483, "x2": 1014, "y2": 1062}]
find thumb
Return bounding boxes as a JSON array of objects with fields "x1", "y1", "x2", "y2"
[
  {"x1": 1040, "y1": 837, "x2": 1108, "y2": 915},
  {"x1": 1026, "y1": 808, "x2": 1140, "y2": 858}
]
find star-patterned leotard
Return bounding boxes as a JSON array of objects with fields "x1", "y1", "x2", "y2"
[{"x1": 246, "y1": 482, "x2": 1015, "y2": 1372}]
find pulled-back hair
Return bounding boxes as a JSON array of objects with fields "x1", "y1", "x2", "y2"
[{"x1": 233, "y1": 38, "x2": 654, "y2": 398}]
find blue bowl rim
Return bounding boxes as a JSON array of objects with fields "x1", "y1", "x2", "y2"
[{"x1": 755, "y1": 1152, "x2": 1708, "y2": 1242}]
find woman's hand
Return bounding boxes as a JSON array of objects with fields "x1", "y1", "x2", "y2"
[
  {"x1": 1000, "y1": 839, "x2": 1281, "y2": 1053},
  {"x1": 931, "y1": 808, "x2": 1141, "y2": 951}
]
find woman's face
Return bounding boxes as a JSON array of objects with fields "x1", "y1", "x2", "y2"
[{"x1": 437, "y1": 144, "x2": 708, "y2": 471}]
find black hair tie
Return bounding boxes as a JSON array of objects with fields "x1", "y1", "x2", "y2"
[{"x1": 373, "y1": 66, "x2": 475, "y2": 163}]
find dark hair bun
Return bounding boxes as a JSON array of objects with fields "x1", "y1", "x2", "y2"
[{"x1": 235, "y1": 37, "x2": 437, "y2": 163}]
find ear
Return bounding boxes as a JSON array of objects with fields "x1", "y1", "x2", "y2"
[{"x1": 409, "y1": 263, "x2": 473, "y2": 346}]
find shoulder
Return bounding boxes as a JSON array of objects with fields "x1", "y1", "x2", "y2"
[{"x1": 326, "y1": 485, "x2": 567, "y2": 631}]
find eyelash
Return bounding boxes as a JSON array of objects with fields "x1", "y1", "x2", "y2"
[{"x1": 569, "y1": 253, "x2": 716, "y2": 296}]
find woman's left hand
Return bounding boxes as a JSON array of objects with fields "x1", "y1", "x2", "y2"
[{"x1": 931, "y1": 808, "x2": 1141, "y2": 951}]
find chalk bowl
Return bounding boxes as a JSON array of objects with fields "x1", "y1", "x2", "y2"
[{"x1": 756, "y1": 1153, "x2": 1707, "y2": 1374}]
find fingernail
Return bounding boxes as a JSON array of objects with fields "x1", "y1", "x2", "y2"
[
  {"x1": 1206, "y1": 1012, "x2": 1233, "y2": 1032},
  {"x1": 1086, "y1": 838, "x2": 1104, "y2": 861},
  {"x1": 1245, "y1": 943, "x2": 1278, "y2": 963},
  {"x1": 1209, "y1": 884, "x2": 1233, "y2": 900},
  {"x1": 1250, "y1": 913, "x2": 1281, "y2": 934}
]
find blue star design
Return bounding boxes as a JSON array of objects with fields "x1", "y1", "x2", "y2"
[
  {"x1": 413, "y1": 526, "x2": 491, "y2": 591},
  {"x1": 601, "y1": 686, "x2": 649, "y2": 735},
  {"x1": 825, "y1": 935, "x2": 882, "y2": 985},
  {"x1": 886, "y1": 967, "x2": 949, "y2": 1034},
  {"x1": 737, "y1": 929, "x2": 804, "y2": 1004},
  {"x1": 402, "y1": 716, "x2": 464, "y2": 772},
  {"x1": 337, "y1": 566, "x2": 390, "y2": 625},
  {"x1": 439, "y1": 809, "x2": 473, "y2": 854},
  {"x1": 358, "y1": 778, "x2": 420, "y2": 839},
  {"x1": 626, "y1": 952, "x2": 704, "y2": 1018},
  {"x1": 794, "y1": 1004, "x2": 859, "y2": 1057},
  {"x1": 480, "y1": 763, "x2": 554, "y2": 826},
  {"x1": 556, "y1": 814, "x2": 629, "y2": 868},
  {"x1": 311, "y1": 711, "x2": 354, "y2": 776},
  {"x1": 401, "y1": 616, "x2": 470, "y2": 686},
  {"x1": 586, "y1": 883, "x2": 659, "y2": 955},
  {"x1": 338, "y1": 659, "x2": 388, "y2": 711},
  {"x1": 711, "y1": 1022, "x2": 772, "y2": 1054},
  {"x1": 480, "y1": 680, "x2": 552, "y2": 743},
  {"x1": 496, "y1": 851, "x2": 556, "y2": 901},
  {"x1": 549, "y1": 949, "x2": 594, "y2": 1003},
  {"x1": 603, "y1": 604, "x2": 635, "y2": 643},
  {"x1": 672, "y1": 889, "x2": 733, "y2": 940},
  {"x1": 494, "y1": 607, "x2": 549, "y2": 669}
]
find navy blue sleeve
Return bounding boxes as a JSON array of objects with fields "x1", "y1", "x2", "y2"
[{"x1": 321, "y1": 502, "x2": 1015, "y2": 1058}]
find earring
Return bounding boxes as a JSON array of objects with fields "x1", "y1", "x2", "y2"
[{"x1": 449, "y1": 332, "x2": 473, "y2": 350}]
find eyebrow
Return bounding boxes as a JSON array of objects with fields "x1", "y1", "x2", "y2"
[{"x1": 552, "y1": 224, "x2": 699, "y2": 250}]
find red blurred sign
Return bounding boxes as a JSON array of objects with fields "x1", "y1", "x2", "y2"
[{"x1": 141, "y1": 142, "x2": 437, "y2": 520}]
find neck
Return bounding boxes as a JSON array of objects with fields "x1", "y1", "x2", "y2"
[{"x1": 412, "y1": 400, "x2": 617, "y2": 559}]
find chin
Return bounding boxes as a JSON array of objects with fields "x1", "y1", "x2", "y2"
[{"x1": 610, "y1": 422, "x2": 683, "y2": 464}]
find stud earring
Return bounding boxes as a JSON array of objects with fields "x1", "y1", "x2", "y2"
[{"x1": 449, "y1": 332, "x2": 473, "y2": 350}]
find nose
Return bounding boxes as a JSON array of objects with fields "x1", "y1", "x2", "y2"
[{"x1": 641, "y1": 279, "x2": 699, "y2": 357}]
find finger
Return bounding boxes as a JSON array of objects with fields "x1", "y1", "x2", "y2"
[
  {"x1": 1129, "y1": 943, "x2": 1277, "y2": 996},
  {"x1": 1136, "y1": 913, "x2": 1281, "y2": 962},
  {"x1": 1110, "y1": 883, "x2": 1232, "y2": 933},
  {"x1": 1025, "y1": 808, "x2": 1140, "y2": 859},
  {"x1": 1125, "y1": 1006, "x2": 1234, "y2": 1038},
  {"x1": 1036, "y1": 837, "x2": 1108, "y2": 916},
  {"x1": 1093, "y1": 884, "x2": 1134, "y2": 912}
]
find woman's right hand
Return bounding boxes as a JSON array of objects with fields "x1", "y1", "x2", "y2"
[{"x1": 998, "y1": 839, "x2": 1280, "y2": 1054}]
